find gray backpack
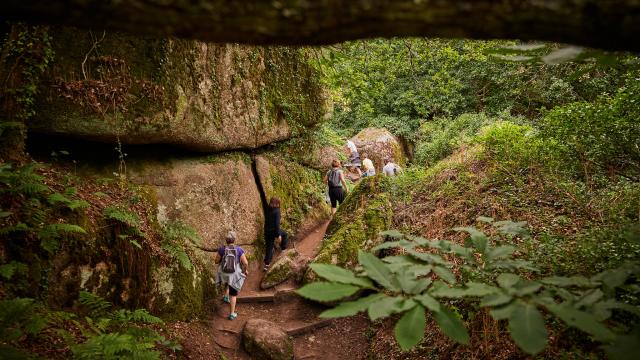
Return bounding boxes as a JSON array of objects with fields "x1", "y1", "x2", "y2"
[
  {"x1": 222, "y1": 246, "x2": 238, "y2": 273},
  {"x1": 328, "y1": 169, "x2": 341, "y2": 187}
]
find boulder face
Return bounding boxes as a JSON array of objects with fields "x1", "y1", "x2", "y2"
[
  {"x1": 127, "y1": 154, "x2": 264, "y2": 251},
  {"x1": 254, "y1": 154, "x2": 330, "y2": 238},
  {"x1": 243, "y1": 319, "x2": 294, "y2": 360},
  {"x1": 351, "y1": 127, "x2": 407, "y2": 171},
  {"x1": 261, "y1": 249, "x2": 310, "y2": 289},
  {"x1": 30, "y1": 27, "x2": 325, "y2": 151}
]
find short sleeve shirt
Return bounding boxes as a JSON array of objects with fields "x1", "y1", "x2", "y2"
[
  {"x1": 346, "y1": 140, "x2": 357, "y2": 154},
  {"x1": 218, "y1": 245, "x2": 245, "y2": 263},
  {"x1": 383, "y1": 163, "x2": 398, "y2": 176}
]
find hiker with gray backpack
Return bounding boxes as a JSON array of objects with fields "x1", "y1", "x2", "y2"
[
  {"x1": 215, "y1": 231, "x2": 249, "y2": 320},
  {"x1": 324, "y1": 159, "x2": 349, "y2": 215}
]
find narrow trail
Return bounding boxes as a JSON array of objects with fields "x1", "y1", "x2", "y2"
[{"x1": 173, "y1": 220, "x2": 370, "y2": 360}]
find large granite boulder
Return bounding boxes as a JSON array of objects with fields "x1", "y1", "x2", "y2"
[
  {"x1": 30, "y1": 27, "x2": 325, "y2": 151},
  {"x1": 243, "y1": 319, "x2": 294, "y2": 360},
  {"x1": 351, "y1": 128, "x2": 407, "y2": 171},
  {"x1": 260, "y1": 249, "x2": 310, "y2": 289},
  {"x1": 254, "y1": 154, "x2": 330, "y2": 238},
  {"x1": 128, "y1": 154, "x2": 264, "y2": 250}
]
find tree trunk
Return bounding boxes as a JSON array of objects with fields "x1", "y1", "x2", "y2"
[{"x1": 1, "y1": 1, "x2": 639, "y2": 51}]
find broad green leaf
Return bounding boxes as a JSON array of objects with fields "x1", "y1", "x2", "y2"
[
  {"x1": 434, "y1": 306, "x2": 469, "y2": 344},
  {"x1": 462, "y1": 282, "x2": 501, "y2": 297},
  {"x1": 320, "y1": 294, "x2": 386, "y2": 318},
  {"x1": 541, "y1": 276, "x2": 593, "y2": 288},
  {"x1": 477, "y1": 216, "x2": 494, "y2": 223},
  {"x1": 395, "y1": 267, "x2": 432, "y2": 295},
  {"x1": 359, "y1": 251, "x2": 399, "y2": 291},
  {"x1": 309, "y1": 263, "x2": 373, "y2": 288},
  {"x1": 486, "y1": 245, "x2": 516, "y2": 261},
  {"x1": 508, "y1": 301, "x2": 548, "y2": 355},
  {"x1": 545, "y1": 303, "x2": 615, "y2": 342},
  {"x1": 575, "y1": 289, "x2": 604, "y2": 309},
  {"x1": 413, "y1": 293, "x2": 441, "y2": 312},
  {"x1": 454, "y1": 227, "x2": 488, "y2": 252},
  {"x1": 296, "y1": 282, "x2": 359, "y2": 302},
  {"x1": 497, "y1": 273, "x2": 521, "y2": 289},
  {"x1": 372, "y1": 241, "x2": 404, "y2": 251},
  {"x1": 490, "y1": 302, "x2": 517, "y2": 320},
  {"x1": 603, "y1": 325, "x2": 640, "y2": 360},
  {"x1": 407, "y1": 250, "x2": 448, "y2": 266},
  {"x1": 395, "y1": 305, "x2": 426, "y2": 351},
  {"x1": 433, "y1": 266, "x2": 456, "y2": 284},
  {"x1": 480, "y1": 293, "x2": 513, "y2": 307},
  {"x1": 0, "y1": 210, "x2": 12, "y2": 218},
  {"x1": 513, "y1": 281, "x2": 542, "y2": 296},
  {"x1": 368, "y1": 297, "x2": 416, "y2": 321}
]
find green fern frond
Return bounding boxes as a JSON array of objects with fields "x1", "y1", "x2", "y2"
[
  {"x1": 79, "y1": 291, "x2": 112, "y2": 317},
  {"x1": 162, "y1": 221, "x2": 202, "y2": 246},
  {"x1": 38, "y1": 223, "x2": 87, "y2": 253},
  {"x1": 68, "y1": 199, "x2": 90, "y2": 210},
  {"x1": 0, "y1": 261, "x2": 28, "y2": 280},
  {"x1": 161, "y1": 242, "x2": 193, "y2": 270},
  {"x1": 112, "y1": 309, "x2": 163, "y2": 325}
]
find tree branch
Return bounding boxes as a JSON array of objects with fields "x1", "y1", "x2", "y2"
[{"x1": 1, "y1": 1, "x2": 639, "y2": 51}]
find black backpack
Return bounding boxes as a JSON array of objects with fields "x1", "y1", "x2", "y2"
[{"x1": 221, "y1": 246, "x2": 238, "y2": 273}]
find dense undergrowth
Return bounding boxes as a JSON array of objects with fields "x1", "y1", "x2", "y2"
[
  {"x1": 302, "y1": 43, "x2": 640, "y2": 359},
  {"x1": 0, "y1": 159, "x2": 204, "y2": 358}
]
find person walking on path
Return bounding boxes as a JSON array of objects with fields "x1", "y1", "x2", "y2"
[
  {"x1": 324, "y1": 159, "x2": 349, "y2": 215},
  {"x1": 362, "y1": 153, "x2": 376, "y2": 177},
  {"x1": 215, "y1": 231, "x2": 249, "y2": 320},
  {"x1": 382, "y1": 157, "x2": 401, "y2": 176},
  {"x1": 264, "y1": 196, "x2": 289, "y2": 271},
  {"x1": 346, "y1": 140, "x2": 362, "y2": 168}
]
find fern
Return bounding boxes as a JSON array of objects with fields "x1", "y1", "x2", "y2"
[
  {"x1": 162, "y1": 221, "x2": 202, "y2": 246},
  {"x1": 0, "y1": 261, "x2": 28, "y2": 280},
  {"x1": 103, "y1": 206, "x2": 143, "y2": 236},
  {"x1": 71, "y1": 333, "x2": 160, "y2": 360},
  {"x1": 47, "y1": 192, "x2": 90, "y2": 210},
  {"x1": 111, "y1": 309, "x2": 162, "y2": 325},
  {"x1": 79, "y1": 291, "x2": 112, "y2": 317},
  {"x1": 162, "y1": 242, "x2": 193, "y2": 270},
  {"x1": 0, "y1": 298, "x2": 47, "y2": 342},
  {"x1": 38, "y1": 223, "x2": 87, "y2": 253}
]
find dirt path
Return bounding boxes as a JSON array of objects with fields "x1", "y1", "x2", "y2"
[{"x1": 172, "y1": 220, "x2": 371, "y2": 360}]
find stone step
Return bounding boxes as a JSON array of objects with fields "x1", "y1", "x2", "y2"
[{"x1": 286, "y1": 319, "x2": 333, "y2": 336}]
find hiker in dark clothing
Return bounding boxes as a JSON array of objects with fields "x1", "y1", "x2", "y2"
[
  {"x1": 264, "y1": 197, "x2": 288, "y2": 271},
  {"x1": 324, "y1": 159, "x2": 349, "y2": 215}
]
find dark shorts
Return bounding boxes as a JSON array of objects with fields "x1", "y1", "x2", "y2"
[
  {"x1": 229, "y1": 286, "x2": 238, "y2": 296},
  {"x1": 329, "y1": 187, "x2": 345, "y2": 208}
]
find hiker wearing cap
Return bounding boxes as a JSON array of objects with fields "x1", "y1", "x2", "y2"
[
  {"x1": 361, "y1": 153, "x2": 376, "y2": 177},
  {"x1": 264, "y1": 196, "x2": 289, "y2": 271},
  {"x1": 383, "y1": 158, "x2": 401, "y2": 176},
  {"x1": 324, "y1": 159, "x2": 349, "y2": 215},
  {"x1": 215, "y1": 231, "x2": 249, "y2": 320}
]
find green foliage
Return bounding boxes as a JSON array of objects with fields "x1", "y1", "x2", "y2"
[
  {"x1": 317, "y1": 39, "x2": 628, "y2": 140},
  {"x1": 0, "y1": 298, "x2": 47, "y2": 358},
  {"x1": 161, "y1": 221, "x2": 198, "y2": 270},
  {"x1": 0, "y1": 163, "x2": 87, "y2": 255},
  {"x1": 414, "y1": 112, "x2": 513, "y2": 166},
  {"x1": 298, "y1": 221, "x2": 640, "y2": 357}
]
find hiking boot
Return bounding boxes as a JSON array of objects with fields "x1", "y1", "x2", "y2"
[
  {"x1": 228, "y1": 312, "x2": 238, "y2": 320},
  {"x1": 222, "y1": 295, "x2": 230, "y2": 303}
]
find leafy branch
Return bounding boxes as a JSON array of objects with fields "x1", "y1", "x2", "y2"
[{"x1": 297, "y1": 219, "x2": 640, "y2": 357}]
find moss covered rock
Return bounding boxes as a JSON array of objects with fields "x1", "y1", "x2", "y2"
[
  {"x1": 30, "y1": 27, "x2": 325, "y2": 151},
  {"x1": 351, "y1": 127, "x2": 407, "y2": 172},
  {"x1": 254, "y1": 154, "x2": 330, "y2": 238},
  {"x1": 260, "y1": 249, "x2": 309, "y2": 289},
  {"x1": 306, "y1": 177, "x2": 392, "y2": 281}
]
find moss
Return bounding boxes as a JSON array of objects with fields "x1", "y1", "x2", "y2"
[
  {"x1": 262, "y1": 154, "x2": 330, "y2": 235},
  {"x1": 312, "y1": 176, "x2": 392, "y2": 270},
  {"x1": 262, "y1": 258, "x2": 294, "y2": 288}
]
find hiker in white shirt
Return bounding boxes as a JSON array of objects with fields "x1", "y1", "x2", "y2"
[
  {"x1": 382, "y1": 158, "x2": 400, "y2": 176},
  {"x1": 361, "y1": 153, "x2": 376, "y2": 177}
]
